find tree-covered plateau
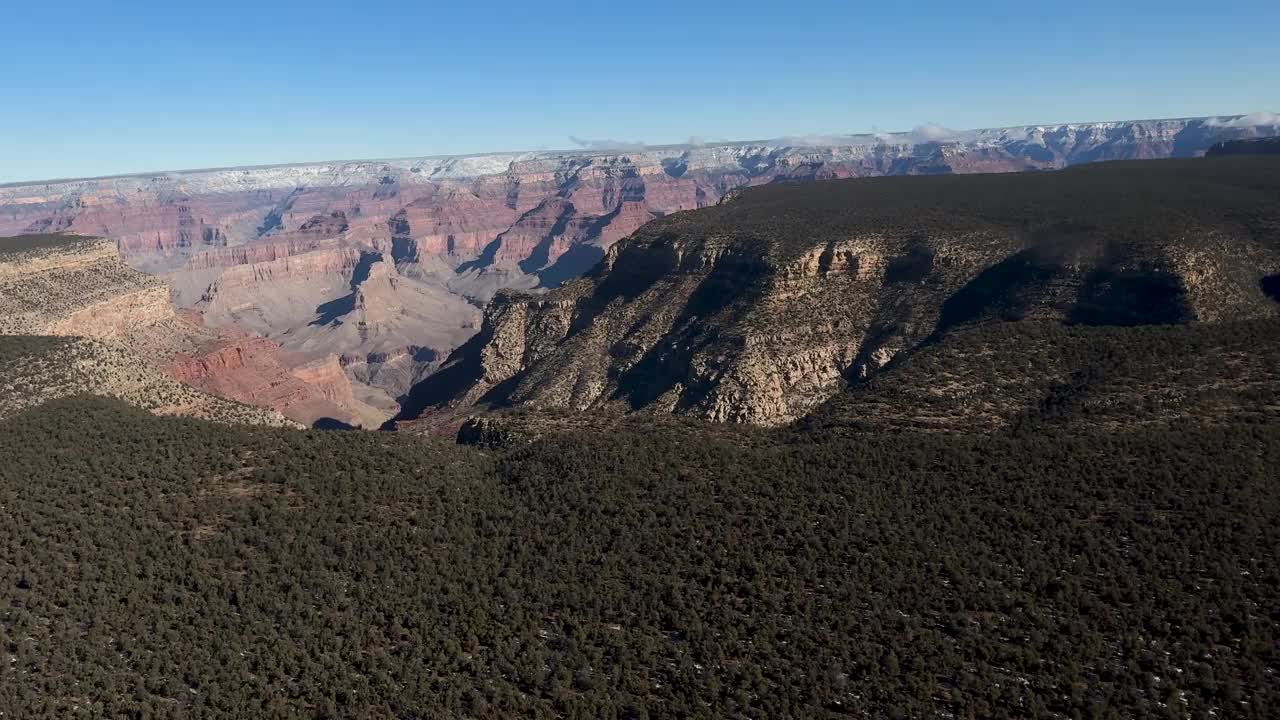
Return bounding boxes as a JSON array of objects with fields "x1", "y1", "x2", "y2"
[{"x1": 1, "y1": 396, "x2": 1276, "y2": 718}]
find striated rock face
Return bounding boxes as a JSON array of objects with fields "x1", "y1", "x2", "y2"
[
  {"x1": 397, "y1": 230, "x2": 1006, "y2": 426},
  {"x1": 187, "y1": 240, "x2": 481, "y2": 415},
  {"x1": 291, "y1": 354, "x2": 359, "y2": 409},
  {"x1": 5, "y1": 114, "x2": 1276, "y2": 273},
  {"x1": 0, "y1": 236, "x2": 297, "y2": 426},
  {"x1": 199, "y1": 245, "x2": 365, "y2": 305},
  {"x1": 396, "y1": 156, "x2": 1280, "y2": 430},
  {"x1": 184, "y1": 235, "x2": 328, "y2": 271}
]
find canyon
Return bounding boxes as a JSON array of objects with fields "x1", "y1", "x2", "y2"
[
  {"x1": 396, "y1": 154, "x2": 1280, "y2": 437},
  {"x1": 0, "y1": 234, "x2": 378, "y2": 427},
  {"x1": 3, "y1": 115, "x2": 1278, "y2": 422}
]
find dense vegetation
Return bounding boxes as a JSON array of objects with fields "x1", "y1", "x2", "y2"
[
  {"x1": 2, "y1": 397, "x2": 1277, "y2": 718},
  {"x1": 1207, "y1": 138, "x2": 1280, "y2": 156},
  {"x1": 4, "y1": 156, "x2": 1279, "y2": 717},
  {"x1": 807, "y1": 318, "x2": 1280, "y2": 434},
  {"x1": 646, "y1": 156, "x2": 1280, "y2": 261},
  {"x1": 0, "y1": 233, "x2": 98, "y2": 256}
]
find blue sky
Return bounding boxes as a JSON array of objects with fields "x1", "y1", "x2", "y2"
[{"x1": 1, "y1": 1, "x2": 1275, "y2": 183}]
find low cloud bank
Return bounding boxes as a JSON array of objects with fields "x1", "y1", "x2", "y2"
[
  {"x1": 569, "y1": 136, "x2": 648, "y2": 151},
  {"x1": 568, "y1": 123, "x2": 970, "y2": 152},
  {"x1": 779, "y1": 123, "x2": 961, "y2": 147},
  {"x1": 1205, "y1": 112, "x2": 1280, "y2": 128},
  {"x1": 908, "y1": 123, "x2": 960, "y2": 143},
  {"x1": 871, "y1": 123, "x2": 961, "y2": 145},
  {"x1": 778, "y1": 134, "x2": 856, "y2": 146}
]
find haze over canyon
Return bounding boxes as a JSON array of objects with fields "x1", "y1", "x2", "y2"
[{"x1": 3, "y1": 115, "x2": 1277, "y2": 426}]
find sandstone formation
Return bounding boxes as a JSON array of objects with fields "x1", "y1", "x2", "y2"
[
  {"x1": 3, "y1": 115, "x2": 1278, "y2": 418},
  {"x1": 395, "y1": 156, "x2": 1280, "y2": 431},
  {"x1": 185, "y1": 241, "x2": 481, "y2": 415},
  {"x1": 165, "y1": 322, "x2": 384, "y2": 429},
  {"x1": 0, "y1": 237, "x2": 292, "y2": 425}
]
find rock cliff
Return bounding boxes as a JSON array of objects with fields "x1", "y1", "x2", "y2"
[
  {"x1": 0, "y1": 236, "x2": 175, "y2": 344},
  {"x1": 396, "y1": 155, "x2": 1280, "y2": 431}
]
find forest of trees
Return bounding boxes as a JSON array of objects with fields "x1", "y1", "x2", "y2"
[
  {"x1": 653, "y1": 155, "x2": 1280, "y2": 262},
  {"x1": 0, "y1": 233, "x2": 98, "y2": 256},
  {"x1": 1, "y1": 396, "x2": 1276, "y2": 718}
]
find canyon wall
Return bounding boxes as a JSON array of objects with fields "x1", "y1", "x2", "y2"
[
  {"x1": 394, "y1": 156, "x2": 1280, "y2": 431},
  {"x1": 3, "y1": 116, "x2": 1278, "y2": 417}
]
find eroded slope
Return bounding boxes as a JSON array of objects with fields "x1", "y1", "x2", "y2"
[{"x1": 5, "y1": 116, "x2": 1277, "y2": 422}]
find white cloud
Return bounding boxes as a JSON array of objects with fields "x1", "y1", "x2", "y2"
[
  {"x1": 868, "y1": 123, "x2": 962, "y2": 145},
  {"x1": 778, "y1": 134, "x2": 855, "y2": 147},
  {"x1": 1205, "y1": 111, "x2": 1280, "y2": 128},
  {"x1": 685, "y1": 136, "x2": 732, "y2": 148},
  {"x1": 568, "y1": 136, "x2": 647, "y2": 151},
  {"x1": 909, "y1": 123, "x2": 960, "y2": 143}
]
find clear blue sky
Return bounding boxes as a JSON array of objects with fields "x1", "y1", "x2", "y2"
[{"x1": 2, "y1": 0, "x2": 1275, "y2": 183}]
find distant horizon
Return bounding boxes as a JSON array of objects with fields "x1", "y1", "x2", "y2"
[
  {"x1": 2, "y1": 110, "x2": 1275, "y2": 188},
  {"x1": 4, "y1": 1, "x2": 1277, "y2": 184}
]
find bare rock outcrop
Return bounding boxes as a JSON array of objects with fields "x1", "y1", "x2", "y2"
[
  {"x1": 166, "y1": 327, "x2": 378, "y2": 428},
  {"x1": 0, "y1": 235, "x2": 295, "y2": 426}
]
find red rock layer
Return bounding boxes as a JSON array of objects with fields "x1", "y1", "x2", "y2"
[
  {"x1": 185, "y1": 236, "x2": 330, "y2": 270},
  {"x1": 167, "y1": 333, "x2": 363, "y2": 427}
]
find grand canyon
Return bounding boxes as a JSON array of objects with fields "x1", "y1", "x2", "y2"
[
  {"x1": 4, "y1": 115, "x2": 1277, "y2": 426},
  {"x1": 5, "y1": 144, "x2": 1280, "y2": 718},
  {"x1": 7, "y1": 1, "x2": 1280, "y2": 714}
]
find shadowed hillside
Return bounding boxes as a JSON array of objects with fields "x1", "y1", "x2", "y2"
[
  {"x1": 802, "y1": 319, "x2": 1280, "y2": 435},
  {"x1": 1208, "y1": 137, "x2": 1280, "y2": 156}
]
